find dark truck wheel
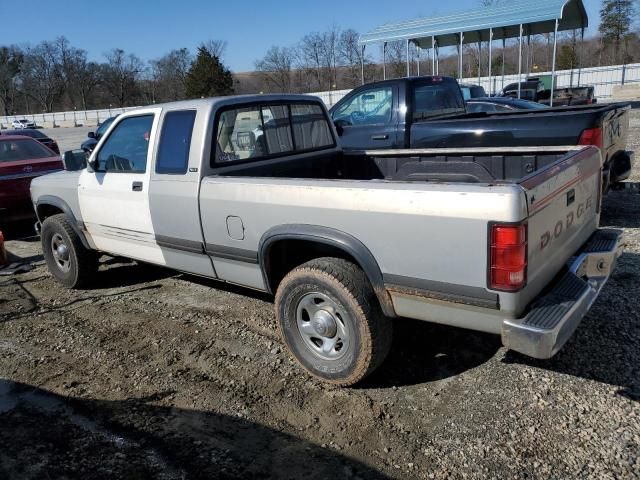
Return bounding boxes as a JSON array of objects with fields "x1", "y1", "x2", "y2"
[
  {"x1": 275, "y1": 257, "x2": 392, "y2": 386},
  {"x1": 41, "y1": 214, "x2": 97, "y2": 288}
]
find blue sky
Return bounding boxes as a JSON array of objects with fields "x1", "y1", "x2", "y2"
[{"x1": 1, "y1": 0, "x2": 603, "y2": 72}]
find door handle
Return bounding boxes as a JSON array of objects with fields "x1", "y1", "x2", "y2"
[
  {"x1": 371, "y1": 134, "x2": 389, "y2": 140},
  {"x1": 132, "y1": 181, "x2": 143, "y2": 192}
]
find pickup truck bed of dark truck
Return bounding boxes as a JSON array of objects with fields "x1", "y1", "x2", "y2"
[{"x1": 329, "y1": 76, "x2": 633, "y2": 189}]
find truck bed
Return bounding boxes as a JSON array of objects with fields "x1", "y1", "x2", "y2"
[{"x1": 212, "y1": 147, "x2": 580, "y2": 184}]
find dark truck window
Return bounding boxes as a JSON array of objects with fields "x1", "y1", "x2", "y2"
[
  {"x1": 156, "y1": 110, "x2": 196, "y2": 174},
  {"x1": 331, "y1": 86, "x2": 393, "y2": 126},
  {"x1": 413, "y1": 80, "x2": 465, "y2": 121},
  {"x1": 215, "y1": 102, "x2": 334, "y2": 164},
  {"x1": 96, "y1": 115, "x2": 153, "y2": 173}
]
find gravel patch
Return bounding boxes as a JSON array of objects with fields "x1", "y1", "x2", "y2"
[{"x1": 0, "y1": 111, "x2": 638, "y2": 479}]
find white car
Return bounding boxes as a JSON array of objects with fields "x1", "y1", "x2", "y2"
[{"x1": 11, "y1": 119, "x2": 36, "y2": 129}]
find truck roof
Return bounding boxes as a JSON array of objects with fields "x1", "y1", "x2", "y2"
[{"x1": 128, "y1": 94, "x2": 327, "y2": 113}]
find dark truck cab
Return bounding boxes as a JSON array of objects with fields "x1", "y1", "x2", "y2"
[{"x1": 329, "y1": 76, "x2": 633, "y2": 188}]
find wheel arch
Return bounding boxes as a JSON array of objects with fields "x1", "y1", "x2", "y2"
[
  {"x1": 36, "y1": 196, "x2": 91, "y2": 250},
  {"x1": 259, "y1": 225, "x2": 396, "y2": 317}
]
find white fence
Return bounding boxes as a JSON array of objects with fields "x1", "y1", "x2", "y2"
[
  {"x1": 309, "y1": 62, "x2": 640, "y2": 108},
  {"x1": 1, "y1": 63, "x2": 638, "y2": 129},
  {"x1": 0, "y1": 106, "x2": 139, "y2": 129}
]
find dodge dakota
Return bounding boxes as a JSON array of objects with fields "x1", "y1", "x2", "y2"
[
  {"x1": 329, "y1": 76, "x2": 634, "y2": 190},
  {"x1": 31, "y1": 94, "x2": 623, "y2": 385}
]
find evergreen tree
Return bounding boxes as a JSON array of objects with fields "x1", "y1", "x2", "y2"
[
  {"x1": 599, "y1": 0, "x2": 635, "y2": 63},
  {"x1": 185, "y1": 46, "x2": 233, "y2": 98}
]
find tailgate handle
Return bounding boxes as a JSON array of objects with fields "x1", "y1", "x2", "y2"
[
  {"x1": 371, "y1": 134, "x2": 389, "y2": 140},
  {"x1": 567, "y1": 189, "x2": 575, "y2": 206},
  {"x1": 132, "y1": 181, "x2": 143, "y2": 192}
]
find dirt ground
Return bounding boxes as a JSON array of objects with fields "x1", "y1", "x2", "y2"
[{"x1": 0, "y1": 113, "x2": 639, "y2": 479}]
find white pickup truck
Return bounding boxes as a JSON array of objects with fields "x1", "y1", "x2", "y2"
[{"x1": 30, "y1": 94, "x2": 623, "y2": 385}]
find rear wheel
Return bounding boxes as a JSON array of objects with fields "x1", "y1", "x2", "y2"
[
  {"x1": 41, "y1": 214, "x2": 97, "y2": 288},
  {"x1": 275, "y1": 257, "x2": 392, "y2": 386}
]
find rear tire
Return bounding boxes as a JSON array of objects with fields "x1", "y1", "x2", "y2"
[
  {"x1": 275, "y1": 257, "x2": 392, "y2": 386},
  {"x1": 41, "y1": 214, "x2": 97, "y2": 288}
]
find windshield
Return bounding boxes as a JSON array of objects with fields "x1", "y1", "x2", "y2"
[
  {"x1": 96, "y1": 117, "x2": 116, "y2": 137},
  {"x1": 0, "y1": 138, "x2": 55, "y2": 162}
]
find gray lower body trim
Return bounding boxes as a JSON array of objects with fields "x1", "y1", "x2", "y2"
[
  {"x1": 384, "y1": 274, "x2": 499, "y2": 310},
  {"x1": 155, "y1": 234, "x2": 204, "y2": 254},
  {"x1": 205, "y1": 244, "x2": 258, "y2": 264}
]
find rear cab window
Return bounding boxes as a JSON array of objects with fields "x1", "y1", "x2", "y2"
[
  {"x1": 412, "y1": 77, "x2": 466, "y2": 121},
  {"x1": 213, "y1": 102, "x2": 334, "y2": 165},
  {"x1": 156, "y1": 110, "x2": 196, "y2": 174}
]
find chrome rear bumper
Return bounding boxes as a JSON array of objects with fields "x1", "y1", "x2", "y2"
[{"x1": 502, "y1": 228, "x2": 624, "y2": 359}]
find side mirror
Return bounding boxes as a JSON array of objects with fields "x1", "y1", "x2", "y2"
[
  {"x1": 62, "y1": 149, "x2": 88, "y2": 171},
  {"x1": 333, "y1": 119, "x2": 348, "y2": 136},
  {"x1": 87, "y1": 155, "x2": 99, "y2": 172},
  {"x1": 87, "y1": 131, "x2": 95, "y2": 139}
]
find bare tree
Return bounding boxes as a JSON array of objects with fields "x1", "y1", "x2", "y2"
[
  {"x1": 200, "y1": 40, "x2": 228, "y2": 61},
  {"x1": 102, "y1": 48, "x2": 144, "y2": 107},
  {"x1": 18, "y1": 40, "x2": 65, "y2": 112},
  {"x1": 149, "y1": 48, "x2": 193, "y2": 102},
  {"x1": 298, "y1": 33, "x2": 326, "y2": 90},
  {"x1": 254, "y1": 46, "x2": 294, "y2": 92},
  {"x1": 386, "y1": 41, "x2": 407, "y2": 79},
  {"x1": 0, "y1": 46, "x2": 23, "y2": 116}
]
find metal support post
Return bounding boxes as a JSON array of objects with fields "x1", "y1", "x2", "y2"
[
  {"x1": 488, "y1": 28, "x2": 493, "y2": 95},
  {"x1": 458, "y1": 32, "x2": 464, "y2": 80},
  {"x1": 432, "y1": 36, "x2": 436, "y2": 74},
  {"x1": 517, "y1": 24, "x2": 523, "y2": 99},
  {"x1": 360, "y1": 45, "x2": 365, "y2": 85},
  {"x1": 550, "y1": 18, "x2": 558, "y2": 107},
  {"x1": 501, "y1": 38, "x2": 506, "y2": 91},
  {"x1": 406, "y1": 39, "x2": 410, "y2": 77},
  {"x1": 383, "y1": 42, "x2": 387, "y2": 80}
]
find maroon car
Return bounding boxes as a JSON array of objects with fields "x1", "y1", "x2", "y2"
[
  {"x1": 0, "y1": 135, "x2": 63, "y2": 222},
  {"x1": 0, "y1": 128, "x2": 60, "y2": 154}
]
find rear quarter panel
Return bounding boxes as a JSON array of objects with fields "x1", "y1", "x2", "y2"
[{"x1": 199, "y1": 177, "x2": 526, "y2": 296}]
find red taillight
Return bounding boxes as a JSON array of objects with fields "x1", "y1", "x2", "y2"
[
  {"x1": 490, "y1": 223, "x2": 527, "y2": 291},
  {"x1": 578, "y1": 127, "x2": 602, "y2": 149}
]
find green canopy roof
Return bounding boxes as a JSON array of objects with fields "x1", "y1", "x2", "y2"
[{"x1": 359, "y1": 0, "x2": 588, "y2": 48}]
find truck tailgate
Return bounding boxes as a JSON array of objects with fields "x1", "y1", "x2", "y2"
[{"x1": 515, "y1": 146, "x2": 602, "y2": 311}]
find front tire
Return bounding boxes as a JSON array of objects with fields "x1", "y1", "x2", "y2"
[
  {"x1": 275, "y1": 257, "x2": 392, "y2": 386},
  {"x1": 41, "y1": 214, "x2": 97, "y2": 288}
]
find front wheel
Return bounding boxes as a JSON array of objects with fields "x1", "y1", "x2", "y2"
[
  {"x1": 41, "y1": 214, "x2": 97, "y2": 288},
  {"x1": 275, "y1": 257, "x2": 392, "y2": 386}
]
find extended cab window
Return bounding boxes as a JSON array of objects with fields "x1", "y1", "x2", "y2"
[
  {"x1": 156, "y1": 110, "x2": 196, "y2": 174},
  {"x1": 214, "y1": 102, "x2": 334, "y2": 164},
  {"x1": 332, "y1": 87, "x2": 393, "y2": 126},
  {"x1": 96, "y1": 115, "x2": 153, "y2": 173}
]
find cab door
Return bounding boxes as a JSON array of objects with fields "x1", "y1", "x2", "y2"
[
  {"x1": 330, "y1": 84, "x2": 398, "y2": 150},
  {"x1": 78, "y1": 108, "x2": 165, "y2": 264}
]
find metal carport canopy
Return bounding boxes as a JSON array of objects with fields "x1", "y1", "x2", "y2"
[{"x1": 358, "y1": 0, "x2": 588, "y2": 48}]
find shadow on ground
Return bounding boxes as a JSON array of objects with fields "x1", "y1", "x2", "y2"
[
  {"x1": 0, "y1": 379, "x2": 388, "y2": 480},
  {"x1": 504, "y1": 251, "x2": 640, "y2": 402},
  {"x1": 363, "y1": 319, "x2": 501, "y2": 388}
]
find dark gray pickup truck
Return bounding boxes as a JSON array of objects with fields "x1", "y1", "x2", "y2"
[{"x1": 329, "y1": 76, "x2": 634, "y2": 189}]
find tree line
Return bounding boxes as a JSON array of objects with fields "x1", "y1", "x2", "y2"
[
  {"x1": 1, "y1": 0, "x2": 638, "y2": 116},
  {"x1": 0, "y1": 38, "x2": 233, "y2": 116}
]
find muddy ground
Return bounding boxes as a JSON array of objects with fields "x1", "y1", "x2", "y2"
[{"x1": 0, "y1": 113, "x2": 639, "y2": 479}]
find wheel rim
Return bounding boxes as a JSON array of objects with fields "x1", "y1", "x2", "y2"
[
  {"x1": 51, "y1": 233, "x2": 71, "y2": 272},
  {"x1": 296, "y1": 292, "x2": 350, "y2": 361}
]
